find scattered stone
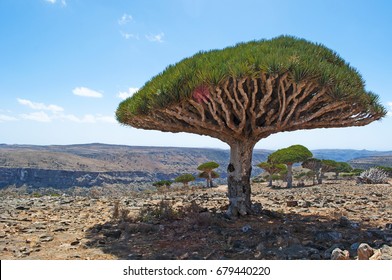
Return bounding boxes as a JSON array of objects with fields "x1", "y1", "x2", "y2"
[
  {"x1": 251, "y1": 202, "x2": 263, "y2": 214},
  {"x1": 256, "y1": 243, "x2": 265, "y2": 252},
  {"x1": 380, "y1": 245, "x2": 392, "y2": 260},
  {"x1": 286, "y1": 201, "x2": 298, "y2": 207},
  {"x1": 331, "y1": 248, "x2": 350, "y2": 260},
  {"x1": 241, "y1": 225, "x2": 252, "y2": 233},
  {"x1": 280, "y1": 244, "x2": 319, "y2": 259},
  {"x1": 103, "y1": 229, "x2": 122, "y2": 239},
  {"x1": 0, "y1": 181, "x2": 391, "y2": 260},
  {"x1": 70, "y1": 240, "x2": 80, "y2": 246},
  {"x1": 127, "y1": 253, "x2": 143, "y2": 260},
  {"x1": 39, "y1": 235, "x2": 54, "y2": 242},
  {"x1": 297, "y1": 200, "x2": 312, "y2": 208},
  {"x1": 369, "y1": 249, "x2": 382, "y2": 260},
  {"x1": 357, "y1": 243, "x2": 374, "y2": 260},
  {"x1": 315, "y1": 231, "x2": 342, "y2": 242},
  {"x1": 310, "y1": 253, "x2": 322, "y2": 260},
  {"x1": 59, "y1": 199, "x2": 74, "y2": 205},
  {"x1": 53, "y1": 227, "x2": 68, "y2": 232},
  {"x1": 338, "y1": 216, "x2": 360, "y2": 229},
  {"x1": 15, "y1": 206, "x2": 30, "y2": 211}
]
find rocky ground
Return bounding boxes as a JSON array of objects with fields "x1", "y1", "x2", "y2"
[{"x1": 1, "y1": 180, "x2": 392, "y2": 260}]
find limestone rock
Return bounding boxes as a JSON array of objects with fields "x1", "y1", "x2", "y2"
[
  {"x1": 286, "y1": 201, "x2": 298, "y2": 207},
  {"x1": 357, "y1": 243, "x2": 374, "y2": 260},
  {"x1": 380, "y1": 245, "x2": 392, "y2": 260},
  {"x1": 331, "y1": 248, "x2": 350, "y2": 260}
]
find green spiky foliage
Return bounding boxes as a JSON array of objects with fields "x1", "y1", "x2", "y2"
[
  {"x1": 117, "y1": 36, "x2": 386, "y2": 123},
  {"x1": 197, "y1": 161, "x2": 220, "y2": 171},
  {"x1": 174, "y1": 174, "x2": 195, "y2": 187},
  {"x1": 197, "y1": 161, "x2": 220, "y2": 188},
  {"x1": 321, "y1": 159, "x2": 339, "y2": 171},
  {"x1": 320, "y1": 160, "x2": 352, "y2": 179},
  {"x1": 332, "y1": 161, "x2": 352, "y2": 179},
  {"x1": 116, "y1": 35, "x2": 386, "y2": 217},
  {"x1": 257, "y1": 161, "x2": 287, "y2": 186},
  {"x1": 153, "y1": 180, "x2": 172, "y2": 188},
  {"x1": 268, "y1": 145, "x2": 313, "y2": 188}
]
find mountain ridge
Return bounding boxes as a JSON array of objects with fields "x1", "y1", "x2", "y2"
[{"x1": 1, "y1": 143, "x2": 391, "y2": 189}]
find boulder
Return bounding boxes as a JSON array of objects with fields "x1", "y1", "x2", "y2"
[
  {"x1": 331, "y1": 248, "x2": 350, "y2": 260},
  {"x1": 357, "y1": 243, "x2": 374, "y2": 260}
]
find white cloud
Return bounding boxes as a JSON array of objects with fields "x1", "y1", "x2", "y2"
[
  {"x1": 74, "y1": 114, "x2": 96, "y2": 123},
  {"x1": 0, "y1": 114, "x2": 18, "y2": 122},
  {"x1": 96, "y1": 115, "x2": 116, "y2": 124},
  {"x1": 72, "y1": 87, "x2": 103, "y2": 98},
  {"x1": 118, "y1": 14, "x2": 133, "y2": 25},
  {"x1": 15, "y1": 96, "x2": 114, "y2": 124},
  {"x1": 120, "y1": 31, "x2": 139, "y2": 40},
  {"x1": 17, "y1": 98, "x2": 64, "y2": 112},
  {"x1": 146, "y1": 32, "x2": 165, "y2": 43},
  {"x1": 44, "y1": 0, "x2": 66, "y2": 6},
  {"x1": 118, "y1": 87, "x2": 139, "y2": 100},
  {"x1": 20, "y1": 111, "x2": 52, "y2": 123},
  {"x1": 61, "y1": 113, "x2": 116, "y2": 124}
]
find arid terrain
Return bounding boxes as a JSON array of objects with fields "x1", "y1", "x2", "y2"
[
  {"x1": 2, "y1": 144, "x2": 392, "y2": 190},
  {"x1": 1, "y1": 180, "x2": 391, "y2": 260}
]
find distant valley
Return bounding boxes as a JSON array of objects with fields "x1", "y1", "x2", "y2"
[{"x1": 0, "y1": 143, "x2": 391, "y2": 189}]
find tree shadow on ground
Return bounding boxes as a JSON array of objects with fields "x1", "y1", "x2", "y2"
[{"x1": 84, "y1": 205, "x2": 392, "y2": 260}]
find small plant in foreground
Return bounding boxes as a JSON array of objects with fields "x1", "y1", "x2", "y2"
[{"x1": 138, "y1": 200, "x2": 179, "y2": 223}]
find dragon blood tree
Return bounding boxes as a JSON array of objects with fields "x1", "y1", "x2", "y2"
[{"x1": 116, "y1": 36, "x2": 386, "y2": 217}]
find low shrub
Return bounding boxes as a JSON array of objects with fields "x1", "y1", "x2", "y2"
[{"x1": 357, "y1": 168, "x2": 389, "y2": 184}]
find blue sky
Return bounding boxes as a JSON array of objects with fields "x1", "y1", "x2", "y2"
[{"x1": 0, "y1": 0, "x2": 391, "y2": 150}]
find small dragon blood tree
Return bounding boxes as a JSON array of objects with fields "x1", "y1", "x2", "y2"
[{"x1": 116, "y1": 36, "x2": 386, "y2": 217}]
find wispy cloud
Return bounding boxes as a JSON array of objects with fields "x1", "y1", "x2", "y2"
[
  {"x1": 146, "y1": 32, "x2": 165, "y2": 43},
  {"x1": 118, "y1": 87, "x2": 139, "y2": 100},
  {"x1": 118, "y1": 14, "x2": 133, "y2": 25},
  {"x1": 73, "y1": 87, "x2": 103, "y2": 98},
  {"x1": 61, "y1": 113, "x2": 116, "y2": 124},
  {"x1": 20, "y1": 111, "x2": 52, "y2": 123},
  {"x1": 120, "y1": 31, "x2": 139, "y2": 40},
  {"x1": 44, "y1": 0, "x2": 67, "y2": 7},
  {"x1": 19, "y1": 111, "x2": 115, "y2": 124},
  {"x1": 16, "y1": 97, "x2": 114, "y2": 124},
  {"x1": 387, "y1": 102, "x2": 392, "y2": 117},
  {"x1": 0, "y1": 114, "x2": 18, "y2": 122},
  {"x1": 17, "y1": 98, "x2": 64, "y2": 112}
]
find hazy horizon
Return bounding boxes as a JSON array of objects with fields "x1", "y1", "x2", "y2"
[{"x1": 1, "y1": 141, "x2": 392, "y2": 153}]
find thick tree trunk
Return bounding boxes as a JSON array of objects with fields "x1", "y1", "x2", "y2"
[
  {"x1": 317, "y1": 168, "x2": 322, "y2": 184},
  {"x1": 287, "y1": 163, "x2": 293, "y2": 188},
  {"x1": 226, "y1": 141, "x2": 255, "y2": 217},
  {"x1": 208, "y1": 172, "x2": 213, "y2": 188},
  {"x1": 268, "y1": 176, "x2": 273, "y2": 187}
]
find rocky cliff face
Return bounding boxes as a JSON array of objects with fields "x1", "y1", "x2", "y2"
[
  {"x1": 3, "y1": 143, "x2": 390, "y2": 190},
  {"x1": 0, "y1": 168, "x2": 174, "y2": 189},
  {"x1": 0, "y1": 144, "x2": 272, "y2": 189}
]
